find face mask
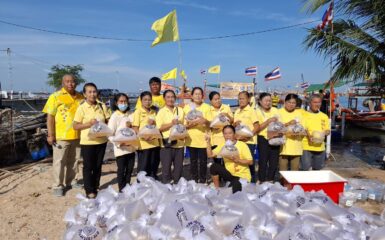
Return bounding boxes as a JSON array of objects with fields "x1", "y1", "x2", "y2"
[{"x1": 118, "y1": 104, "x2": 128, "y2": 112}]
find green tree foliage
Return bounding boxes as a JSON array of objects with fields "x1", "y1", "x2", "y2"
[
  {"x1": 303, "y1": 0, "x2": 385, "y2": 95},
  {"x1": 47, "y1": 64, "x2": 86, "y2": 90}
]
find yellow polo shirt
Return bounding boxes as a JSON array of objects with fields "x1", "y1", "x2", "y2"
[
  {"x1": 256, "y1": 107, "x2": 279, "y2": 139},
  {"x1": 278, "y1": 108, "x2": 304, "y2": 156},
  {"x1": 156, "y1": 106, "x2": 185, "y2": 148},
  {"x1": 73, "y1": 101, "x2": 111, "y2": 145},
  {"x1": 213, "y1": 140, "x2": 252, "y2": 181},
  {"x1": 42, "y1": 88, "x2": 84, "y2": 140},
  {"x1": 208, "y1": 104, "x2": 233, "y2": 146},
  {"x1": 234, "y1": 105, "x2": 258, "y2": 145},
  {"x1": 135, "y1": 94, "x2": 165, "y2": 111},
  {"x1": 183, "y1": 103, "x2": 211, "y2": 148},
  {"x1": 302, "y1": 110, "x2": 330, "y2": 152},
  {"x1": 132, "y1": 106, "x2": 160, "y2": 150}
]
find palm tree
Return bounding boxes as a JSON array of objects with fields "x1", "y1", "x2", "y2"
[{"x1": 302, "y1": 0, "x2": 385, "y2": 95}]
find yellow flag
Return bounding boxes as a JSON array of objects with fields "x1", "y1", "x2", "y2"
[
  {"x1": 151, "y1": 10, "x2": 180, "y2": 47},
  {"x1": 208, "y1": 65, "x2": 221, "y2": 74},
  {"x1": 162, "y1": 68, "x2": 178, "y2": 80},
  {"x1": 180, "y1": 70, "x2": 187, "y2": 80}
]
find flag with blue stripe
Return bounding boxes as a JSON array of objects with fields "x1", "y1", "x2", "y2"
[
  {"x1": 245, "y1": 66, "x2": 257, "y2": 76},
  {"x1": 264, "y1": 67, "x2": 281, "y2": 81}
]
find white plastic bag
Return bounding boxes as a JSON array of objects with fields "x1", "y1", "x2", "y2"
[
  {"x1": 218, "y1": 140, "x2": 239, "y2": 159},
  {"x1": 235, "y1": 124, "x2": 253, "y2": 138},
  {"x1": 88, "y1": 121, "x2": 113, "y2": 139},
  {"x1": 267, "y1": 121, "x2": 286, "y2": 139},
  {"x1": 311, "y1": 131, "x2": 325, "y2": 144},
  {"x1": 185, "y1": 106, "x2": 203, "y2": 121},
  {"x1": 286, "y1": 121, "x2": 306, "y2": 137},
  {"x1": 138, "y1": 125, "x2": 162, "y2": 140},
  {"x1": 169, "y1": 124, "x2": 188, "y2": 141},
  {"x1": 268, "y1": 136, "x2": 286, "y2": 146},
  {"x1": 210, "y1": 113, "x2": 230, "y2": 129},
  {"x1": 111, "y1": 127, "x2": 138, "y2": 145}
]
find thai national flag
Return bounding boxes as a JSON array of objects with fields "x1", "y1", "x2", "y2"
[
  {"x1": 300, "y1": 82, "x2": 310, "y2": 89},
  {"x1": 245, "y1": 66, "x2": 257, "y2": 76},
  {"x1": 317, "y1": 2, "x2": 333, "y2": 30},
  {"x1": 200, "y1": 69, "x2": 206, "y2": 75},
  {"x1": 264, "y1": 67, "x2": 281, "y2": 81}
]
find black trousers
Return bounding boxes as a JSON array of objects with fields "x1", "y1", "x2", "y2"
[
  {"x1": 137, "y1": 147, "x2": 160, "y2": 179},
  {"x1": 160, "y1": 147, "x2": 184, "y2": 184},
  {"x1": 81, "y1": 143, "x2": 107, "y2": 195},
  {"x1": 257, "y1": 136, "x2": 280, "y2": 182},
  {"x1": 247, "y1": 144, "x2": 257, "y2": 183},
  {"x1": 116, "y1": 152, "x2": 135, "y2": 192},
  {"x1": 188, "y1": 147, "x2": 207, "y2": 183},
  {"x1": 210, "y1": 162, "x2": 242, "y2": 193}
]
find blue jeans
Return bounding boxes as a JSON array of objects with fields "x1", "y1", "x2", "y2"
[
  {"x1": 247, "y1": 144, "x2": 257, "y2": 183},
  {"x1": 300, "y1": 150, "x2": 326, "y2": 170}
]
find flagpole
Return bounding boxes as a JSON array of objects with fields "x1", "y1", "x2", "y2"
[
  {"x1": 177, "y1": 40, "x2": 183, "y2": 92},
  {"x1": 326, "y1": 0, "x2": 334, "y2": 159}
]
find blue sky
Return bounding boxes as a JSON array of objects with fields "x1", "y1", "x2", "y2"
[{"x1": 0, "y1": 0, "x2": 332, "y2": 93}]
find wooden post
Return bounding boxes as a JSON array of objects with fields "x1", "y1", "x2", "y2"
[{"x1": 341, "y1": 112, "x2": 346, "y2": 137}]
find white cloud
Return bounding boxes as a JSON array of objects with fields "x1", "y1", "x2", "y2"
[{"x1": 157, "y1": 0, "x2": 217, "y2": 12}]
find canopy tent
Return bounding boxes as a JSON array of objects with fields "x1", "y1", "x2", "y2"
[{"x1": 305, "y1": 80, "x2": 346, "y2": 92}]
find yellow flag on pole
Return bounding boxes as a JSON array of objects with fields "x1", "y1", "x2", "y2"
[
  {"x1": 180, "y1": 70, "x2": 187, "y2": 80},
  {"x1": 208, "y1": 65, "x2": 221, "y2": 74},
  {"x1": 151, "y1": 10, "x2": 180, "y2": 47},
  {"x1": 161, "y1": 68, "x2": 178, "y2": 80}
]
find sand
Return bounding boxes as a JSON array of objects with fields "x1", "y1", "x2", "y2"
[{"x1": 1, "y1": 147, "x2": 385, "y2": 240}]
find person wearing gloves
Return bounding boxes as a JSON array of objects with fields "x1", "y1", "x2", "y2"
[
  {"x1": 301, "y1": 94, "x2": 331, "y2": 170},
  {"x1": 207, "y1": 91, "x2": 234, "y2": 164},
  {"x1": 73, "y1": 83, "x2": 111, "y2": 199},
  {"x1": 233, "y1": 91, "x2": 259, "y2": 183},
  {"x1": 156, "y1": 90, "x2": 185, "y2": 184},
  {"x1": 108, "y1": 93, "x2": 136, "y2": 192},
  {"x1": 206, "y1": 125, "x2": 253, "y2": 193},
  {"x1": 132, "y1": 91, "x2": 160, "y2": 179},
  {"x1": 278, "y1": 94, "x2": 305, "y2": 171},
  {"x1": 256, "y1": 92, "x2": 279, "y2": 183},
  {"x1": 184, "y1": 87, "x2": 211, "y2": 183}
]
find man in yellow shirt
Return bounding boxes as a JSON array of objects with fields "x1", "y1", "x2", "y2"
[
  {"x1": 42, "y1": 74, "x2": 84, "y2": 197},
  {"x1": 135, "y1": 77, "x2": 165, "y2": 112},
  {"x1": 272, "y1": 92, "x2": 280, "y2": 108},
  {"x1": 301, "y1": 94, "x2": 331, "y2": 170}
]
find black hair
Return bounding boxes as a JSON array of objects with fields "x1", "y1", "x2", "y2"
[
  {"x1": 149, "y1": 77, "x2": 161, "y2": 85},
  {"x1": 191, "y1": 87, "x2": 204, "y2": 95},
  {"x1": 112, "y1": 93, "x2": 130, "y2": 113},
  {"x1": 285, "y1": 93, "x2": 299, "y2": 102},
  {"x1": 209, "y1": 91, "x2": 220, "y2": 101},
  {"x1": 222, "y1": 124, "x2": 235, "y2": 133},
  {"x1": 238, "y1": 91, "x2": 250, "y2": 98},
  {"x1": 163, "y1": 89, "x2": 176, "y2": 98},
  {"x1": 140, "y1": 91, "x2": 152, "y2": 100},
  {"x1": 83, "y1": 82, "x2": 98, "y2": 93},
  {"x1": 259, "y1": 92, "x2": 271, "y2": 100},
  {"x1": 296, "y1": 97, "x2": 303, "y2": 108}
]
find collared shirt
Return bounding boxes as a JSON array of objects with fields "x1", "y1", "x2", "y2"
[
  {"x1": 73, "y1": 101, "x2": 111, "y2": 145},
  {"x1": 135, "y1": 94, "x2": 165, "y2": 111},
  {"x1": 234, "y1": 105, "x2": 258, "y2": 145},
  {"x1": 42, "y1": 88, "x2": 84, "y2": 140},
  {"x1": 256, "y1": 107, "x2": 279, "y2": 140},
  {"x1": 213, "y1": 140, "x2": 252, "y2": 181},
  {"x1": 156, "y1": 106, "x2": 185, "y2": 148},
  {"x1": 278, "y1": 108, "x2": 304, "y2": 156},
  {"x1": 208, "y1": 104, "x2": 233, "y2": 146},
  {"x1": 183, "y1": 103, "x2": 211, "y2": 148},
  {"x1": 108, "y1": 110, "x2": 136, "y2": 157},
  {"x1": 302, "y1": 110, "x2": 330, "y2": 152},
  {"x1": 132, "y1": 106, "x2": 159, "y2": 150}
]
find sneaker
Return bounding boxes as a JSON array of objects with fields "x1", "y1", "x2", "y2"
[
  {"x1": 87, "y1": 193, "x2": 96, "y2": 199},
  {"x1": 52, "y1": 188, "x2": 64, "y2": 197}
]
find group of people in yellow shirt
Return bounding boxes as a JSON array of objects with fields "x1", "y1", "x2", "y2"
[{"x1": 44, "y1": 75, "x2": 331, "y2": 198}]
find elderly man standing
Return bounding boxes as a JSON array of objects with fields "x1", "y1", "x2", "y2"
[{"x1": 43, "y1": 74, "x2": 84, "y2": 196}]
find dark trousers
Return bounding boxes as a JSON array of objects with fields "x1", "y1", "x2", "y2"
[
  {"x1": 116, "y1": 153, "x2": 135, "y2": 192},
  {"x1": 257, "y1": 136, "x2": 280, "y2": 182},
  {"x1": 247, "y1": 144, "x2": 257, "y2": 183},
  {"x1": 188, "y1": 147, "x2": 207, "y2": 183},
  {"x1": 81, "y1": 143, "x2": 107, "y2": 195},
  {"x1": 137, "y1": 147, "x2": 160, "y2": 179},
  {"x1": 210, "y1": 162, "x2": 242, "y2": 193},
  {"x1": 160, "y1": 147, "x2": 184, "y2": 184}
]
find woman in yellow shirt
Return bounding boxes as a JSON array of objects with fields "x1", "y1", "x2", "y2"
[
  {"x1": 206, "y1": 125, "x2": 253, "y2": 193},
  {"x1": 208, "y1": 91, "x2": 234, "y2": 164},
  {"x1": 132, "y1": 91, "x2": 160, "y2": 180},
  {"x1": 156, "y1": 90, "x2": 185, "y2": 184},
  {"x1": 256, "y1": 92, "x2": 279, "y2": 182},
  {"x1": 233, "y1": 91, "x2": 259, "y2": 183},
  {"x1": 278, "y1": 94, "x2": 304, "y2": 171},
  {"x1": 184, "y1": 87, "x2": 210, "y2": 183},
  {"x1": 73, "y1": 83, "x2": 111, "y2": 198}
]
